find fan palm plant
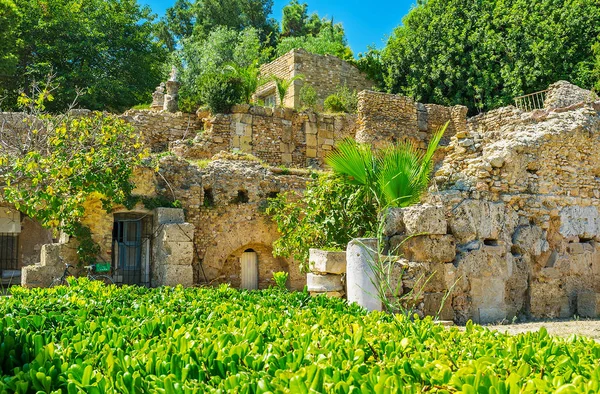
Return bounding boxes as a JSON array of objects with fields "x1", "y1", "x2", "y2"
[
  {"x1": 270, "y1": 74, "x2": 305, "y2": 107},
  {"x1": 325, "y1": 122, "x2": 447, "y2": 209}
]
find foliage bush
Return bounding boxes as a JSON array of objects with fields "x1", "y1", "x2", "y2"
[
  {"x1": 299, "y1": 84, "x2": 318, "y2": 110},
  {"x1": 324, "y1": 86, "x2": 358, "y2": 113},
  {"x1": 266, "y1": 173, "x2": 377, "y2": 271},
  {"x1": 2, "y1": 281, "x2": 600, "y2": 392},
  {"x1": 324, "y1": 94, "x2": 346, "y2": 113},
  {"x1": 199, "y1": 73, "x2": 244, "y2": 114}
]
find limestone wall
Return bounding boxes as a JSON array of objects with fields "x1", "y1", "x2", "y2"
[
  {"x1": 121, "y1": 110, "x2": 203, "y2": 152},
  {"x1": 382, "y1": 84, "x2": 600, "y2": 323},
  {"x1": 356, "y1": 91, "x2": 468, "y2": 150},
  {"x1": 156, "y1": 154, "x2": 308, "y2": 290},
  {"x1": 171, "y1": 105, "x2": 357, "y2": 168},
  {"x1": 257, "y1": 49, "x2": 374, "y2": 109}
]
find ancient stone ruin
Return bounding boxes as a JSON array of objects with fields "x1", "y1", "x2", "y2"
[{"x1": 2, "y1": 74, "x2": 600, "y2": 325}]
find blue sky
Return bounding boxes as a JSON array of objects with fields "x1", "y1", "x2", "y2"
[{"x1": 141, "y1": 0, "x2": 417, "y2": 54}]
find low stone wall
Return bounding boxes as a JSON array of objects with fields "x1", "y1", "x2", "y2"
[{"x1": 121, "y1": 110, "x2": 203, "y2": 152}]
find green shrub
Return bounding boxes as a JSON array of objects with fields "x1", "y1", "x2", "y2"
[
  {"x1": 324, "y1": 85, "x2": 358, "y2": 113},
  {"x1": 2, "y1": 281, "x2": 600, "y2": 393},
  {"x1": 272, "y1": 271, "x2": 289, "y2": 290},
  {"x1": 324, "y1": 93, "x2": 345, "y2": 112},
  {"x1": 299, "y1": 84, "x2": 317, "y2": 110},
  {"x1": 266, "y1": 172, "x2": 377, "y2": 271},
  {"x1": 199, "y1": 73, "x2": 244, "y2": 114}
]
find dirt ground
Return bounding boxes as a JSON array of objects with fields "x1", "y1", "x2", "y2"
[{"x1": 480, "y1": 319, "x2": 600, "y2": 341}]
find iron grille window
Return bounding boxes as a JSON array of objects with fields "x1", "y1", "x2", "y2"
[{"x1": 0, "y1": 233, "x2": 19, "y2": 275}]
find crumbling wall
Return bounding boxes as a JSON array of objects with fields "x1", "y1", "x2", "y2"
[
  {"x1": 171, "y1": 105, "x2": 357, "y2": 168},
  {"x1": 256, "y1": 49, "x2": 373, "y2": 109},
  {"x1": 356, "y1": 91, "x2": 468, "y2": 150},
  {"x1": 121, "y1": 110, "x2": 203, "y2": 152},
  {"x1": 383, "y1": 82, "x2": 600, "y2": 323},
  {"x1": 156, "y1": 154, "x2": 308, "y2": 290}
]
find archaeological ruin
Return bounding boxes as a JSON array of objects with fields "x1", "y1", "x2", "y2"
[{"x1": 2, "y1": 70, "x2": 600, "y2": 325}]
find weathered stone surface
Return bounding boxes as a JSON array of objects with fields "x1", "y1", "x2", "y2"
[
  {"x1": 309, "y1": 249, "x2": 346, "y2": 274},
  {"x1": 396, "y1": 235, "x2": 456, "y2": 263},
  {"x1": 544, "y1": 81, "x2": 598, "y2": 110},
  {"x1": 306, "y1": 273, "x2": 344, "y2": 292},
  {"x1": 160, "y1": 265, "x2": 194, "y2": 287},
  {"x1": 401, "y1": 204, "x2": 447, "y2": 235},
  {"x1": 559, "y1": 206, "x2": 600, "y2": 239},
  {"x1": 155, "y1": 208, "x2": 185, "y2": 225},
  {"x1": 577, "y1": 291, "x2": 600, "y2": 318},
  {"x1": 382, "y1": 208, "x2": 404, "y2": 236},
  {"x1": 448, "y1": 200, "x2": 511, "y2": 244}
]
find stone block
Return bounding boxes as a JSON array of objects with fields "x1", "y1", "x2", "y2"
[
  {"x1": 449, "y1": 200, "x2": 510, "y2": 243},
  {"x1": 281, "y1": 153, "x2": 292, "y2": 164},
  {"x1": 163, "y1": 241, "x2": 194, "y2": 265},
  {"x1": 306, "y1": 148, "x2": 317, "y2": 158},
  {"x1": 309, "y1": 248, "x2": 346, "y2": 274},
  {"x1": 306, "y1": 273, "x2": 344, "y2": 292},
  {"x1": 423, "y1": 292, "x2": 454, "y2": 320},
  {"x1": 402, "y1": 204, "x2": 447, "y2": 235},
  {"x1": 305, "y1": 121, "x2": 318, "y2": 135},
  {"x1": 382, "y1": 208, "x2": 404, "y2": 236},
  {"x1": 559, "y1": 206, "x2": 600, "y2": 239},
  {"x1": 306, "y1": 134, "x2": 317, "y2": 147},
  {"x1": 530, "y1": 280, "x2": 571, "y2": 318},
  {"x1": 160, "y1": 264, "x2": 194, "y2": 287},
  {"x1": 399, "y1": 235, "x2": 456, "y2": 263},
  {"x1": 154, "y1": 208, "x2": 185, "y2": 225},
  {"x1": 159, "y1": 223, "x2": 195, "y2": 243},
  {"x1": 577, "y1": 291, "x2": 600, "y2": 318}
]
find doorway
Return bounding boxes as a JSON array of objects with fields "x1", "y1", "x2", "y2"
[
  {"x1": 240, "y1": 249, "x2": 258, "y2": 290},
  {"x1": 112, "y1": 213, "x2": 152, "y2": 286}
]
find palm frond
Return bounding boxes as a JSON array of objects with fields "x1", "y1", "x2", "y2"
[{"x1": 325, "y1": 139, "x2": 376, "y2": 186}]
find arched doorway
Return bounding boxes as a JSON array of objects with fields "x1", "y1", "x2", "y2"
[{"x1": 240, "y1": 249, "x2": 258, "y2": 290}]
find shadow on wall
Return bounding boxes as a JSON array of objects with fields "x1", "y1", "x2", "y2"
[{"x1": 218, "y1": 243, "x2": 290, "y2": 290}]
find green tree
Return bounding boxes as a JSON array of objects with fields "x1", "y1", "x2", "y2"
[
  {"x1": 266, "y1": 173, "x2": 377, "y2": 271},
  {"x1": 178, "y1": 26, "x2": 263, "y2": 110},
  {"x1": 160, "y1": 0, "x2": 278, "y2": 48},
  {"x1": 0, "y1": 0, "x2": 21, "y2": 79},
  {"x1": 0, "y1": 82, "x2": 147, "y2": 261},
  {"x1": 325, "y1": 124, "x2": 446, "y2": 209},
  {"x1": 2, "y1": 0, "x2": 167, "y2": 112},
  {"x1": 382, "y1": 0, "x2": 600, "y2": 113}
]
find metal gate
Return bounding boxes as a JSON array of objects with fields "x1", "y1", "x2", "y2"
[
  {"x1": 0, "y1": 233, "x2": 19, "y2": 283},
  {"x1": 114, "y1": 219, "x2": 143, "y2": 285}
]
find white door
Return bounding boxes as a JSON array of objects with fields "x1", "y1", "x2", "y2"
[{"x1": 241, "y1": 250, "x2": 258, "y2": 290}]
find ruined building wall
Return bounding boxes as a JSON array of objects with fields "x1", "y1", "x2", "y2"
[
  {"x1": 356, "y1": 91, "x2": 468, "y2": 150},
  {"x1": 256, "y1": 49, "x2": 374, "y2": 109},
  {"x1": 383, "y1": 83, "x2": 600, "y2": 323},
  {"x1": 156, "y1": 154, "x2": 308, "y2": 290}
]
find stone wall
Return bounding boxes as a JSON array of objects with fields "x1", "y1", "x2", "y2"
[
  {"x1": 155, "y1": 154, "x2": 309, "y2": 290},
  {"x1": 171, "y1": 105, "x2": 357, "y2": 168},
  {"x1": 121, "y1": 110, "x2": 203, "y2": 152},
  {"x1": 256, "y1": 49, "x2": 374, "y2": 109},
  {"x1": 381, "y1": 82, "x2": 600, "y2": 323},
  {"x1": 356, "y1": 91, "x2": 468, "y2": 150}
]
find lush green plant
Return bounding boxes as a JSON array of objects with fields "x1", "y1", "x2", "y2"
[
  {"x1": 276, "y1": 29, "x2": 354, "y2": 60},
  {"x1": 178, "y1": 26, "x2": 264, "y2": 111},
  {"x1": 270, "y1": 74, "x2": 305, "y2": 107},
  {"x1": 199, "y1": 72, "x2": 244, "y2": 114},
  {"x1": 324, "y1": 94, "x2": 345, "y2": 113},
  {"x1": 0, "y1": 0, "x2": 20, "y2": 78},
  {"x1": 326, "y1": 123, "x2": 446, "y2": 209},
  {"x1": 0, "y1": 85, "x2": 147, "y2": 262},
  {"x1": 266, "y1": 173, "x2": 377, "y2": 271},
  {"x1": 299, "y1": 84, "x2": 318, "y2": 110},
  {"x1": 324, "y1": 85, "x2": 358, "y2": 113},
  {"x1": 272, "y1": 271, "x2": 289, "y2": 290},
  {"x1": 2, "y1": 0, "x2": 167, "y2": 112},
  {"x1": 2, "y1": 280, "x2": 600, "y2": 392},
  {"x1": 382, "y1": 0, "x2": 600, "y2": 113}
]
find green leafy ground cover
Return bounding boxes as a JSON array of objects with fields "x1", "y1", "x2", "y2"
[{"x1": 1, "y1": 281, "x2": 599, "y2": 393}]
